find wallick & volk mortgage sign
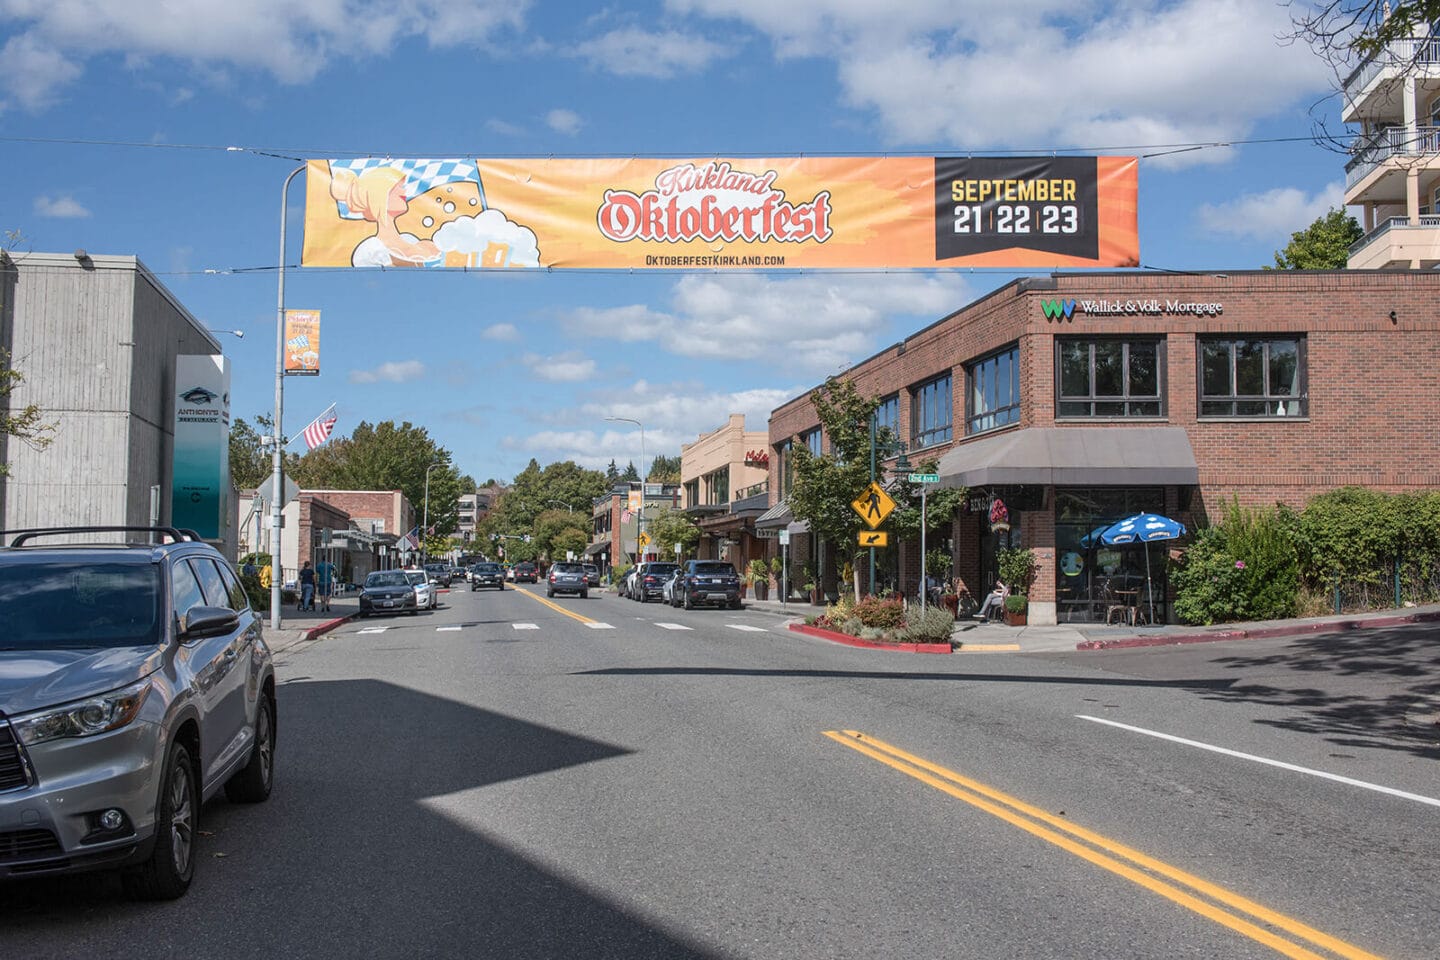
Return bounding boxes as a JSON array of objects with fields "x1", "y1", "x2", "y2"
[{"x1": 301, "y1": 156, "x2": 1138, "y2": 271}]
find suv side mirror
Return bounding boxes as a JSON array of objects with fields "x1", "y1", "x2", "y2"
[{"x1": 181, "y1": 605, "x2": 241, "y2": 640}]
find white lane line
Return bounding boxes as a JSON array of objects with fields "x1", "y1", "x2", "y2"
[
  {"x1": 584, "y1": 622, "x2": 615, "y2": 630},
  {"x1": 1078, "y1": 715, "x2": 1440, "y2": 809},
  {"x1": 727, "y1": 624, "x2": 769, "y2": 632},
  {"x1": 436, "y1": 626, "x2": 462, "y2": 632},
  {"x1": 655, "y1": 623, "x2": 692, "y2": 631},
  {"x1": 357, "y1": 627, "x2": 388, "y2": 634},
  {"x1": 513, "y1": 623, "x2": 539, "y2": 631}
]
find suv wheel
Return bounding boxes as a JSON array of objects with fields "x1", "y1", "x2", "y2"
[
  {"x1": 225, "y1": 696, "x2": 275, "y2": 803},
  {"x1": 126, "y1": 741, "x2": 198, "y2": 900}
]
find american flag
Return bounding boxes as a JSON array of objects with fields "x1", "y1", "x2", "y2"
[
  {"x1": 301, "y1": 404, "x2": 338, "y2": 450},
  {"x1": 621, "y1": 509, "x2": 632, "y2": 523},
  {"x1": 402, "y1": 527, "x2": 421, "y2": 550}
]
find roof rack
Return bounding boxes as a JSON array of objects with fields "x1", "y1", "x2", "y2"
[{"x1": 2, "y1": 526, "x2": 204, "y2": 548}]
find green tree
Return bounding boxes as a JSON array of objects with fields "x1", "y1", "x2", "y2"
[
  {"x1": 647, "y1": 507, "x2": 701, "y2": 559},
  {"x1": 605, "y1": 459, "x2": 620, "y2": 484},
  {"x1": 1291, "y1": 1, "x2": 1440, "y2": 59},
  {"x1": 621, "y1": 460, "x2": 639, "y2": 482},
  {"x1": 478, "y1": 458, "x2": 606, "y2": 547},
  {"x1": 552, "y1": 527, "x2": 590, "y2": 560},
  {"x1": 228, "y1": 415, "x2": 278, "y2": 490},
  {"x1": 1268, "y1": 209, "x2": 1362, "y2": 270},
  {"x1": 0, "y1": 349, "x2": 56, "y2": 477},
  {"x1": 648, "y1": 453, "x2": 682, "y2": 483}
]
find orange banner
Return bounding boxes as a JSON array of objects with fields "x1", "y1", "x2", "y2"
[
  {"x1": 283, "y1": 309, "x2": 321, "y2": 375},
  {"x1": 301, "y1": 156, "x2": 1138, "y2": 270}
]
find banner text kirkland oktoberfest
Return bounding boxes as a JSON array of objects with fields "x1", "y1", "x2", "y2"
[{"x1": 644, "y1": 254, "x2": 787, "y2": 267}]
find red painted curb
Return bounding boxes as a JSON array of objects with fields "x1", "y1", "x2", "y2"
[
  {"x1": 303, "y1": 614, "x2": 354, "y2": 641},
  {"x1": 1076, "y1": 608, "x2": 1440, "y2": 651},
  {"x1": 789, "y1": 622, "x2": 952, "y2": 654}
]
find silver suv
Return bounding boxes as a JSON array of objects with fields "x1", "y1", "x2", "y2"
[{"x1": 0, "y1": 526, "x2": 276, "y2": 899}]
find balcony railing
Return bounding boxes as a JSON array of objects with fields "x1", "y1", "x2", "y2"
[
  {"x1": 1346, "y1": 124, "x2": 1440, "y2": 187},
  {"x1": 1349, "y1": 214, "x2": 1440, "y2": 255},
  {"x1": 1343, "y1": 37, "x2": 1440, "y2": 98},
  {"x1": 734, "y1": 479, "x2": 769, "y2": 501}
]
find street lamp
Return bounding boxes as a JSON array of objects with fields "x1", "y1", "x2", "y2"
[
  {"x1": 206, "y1": 327, "x2": 244, "y2": 339},
  {"x1": 547, "y1": 499, "x2": 575, "y2": 513},
  {"x1": 268, "y1": 163, "x2": 306, "y2": 631},
  {"x1": 422, "y1": 462, "x2": 442, "y2": 565},
  {"x1": 605, "y1": 416, "x2": 646, "y2": 561}
]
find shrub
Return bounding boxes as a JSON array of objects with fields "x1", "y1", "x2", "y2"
[
  {"x1": 827, "y1": 594, "x2": 857, "y2": 623},
  {"x1": 996, "y1": 547, "x2": 1037, "y2": 594},
  {"x1": 841, "y1": 617, "x2": 864, "y2": 636},
  {"x1": 1004, "y1": 593, "x2": 1027, "y2": 614},
  {"x1": 851, "y1": 595, "x2": 906, "y2": 630},
  {"x1": 860, "y1": 626, "x2": 886, "y2": 641},
  {"x1": 898, "y1": 606, "x2": 955, "y2": 643},
  {"x1": 1171, "y1": 499, "x2": 1297, "y2": 625},
  {"x1": 1171, "y1": 529, "x2": 1249, "y2": 625}
]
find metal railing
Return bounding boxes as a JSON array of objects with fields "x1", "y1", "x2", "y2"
[
  {"x1": 1342, "y1": 37, "x2": 1440, "y2": 99},
  {"x1": 734, "y1": 479, "x2": 769, "y2": 501},
  {"x1": 1345, "y1": 124, "x2": 1440, "y2": 187},
  {"x1": 1348, "y1": 214, "x2": 1440, "y2": 255}
]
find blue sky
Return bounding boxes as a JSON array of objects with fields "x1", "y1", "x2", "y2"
[{"x1": 1, "y1": 0, "x2": 1351, "y2": 485}]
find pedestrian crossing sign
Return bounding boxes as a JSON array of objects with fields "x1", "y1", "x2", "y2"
[{"x1": 851, "y1": 482, "x2": 896, "y2": 529}]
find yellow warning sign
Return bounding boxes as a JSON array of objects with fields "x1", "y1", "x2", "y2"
[
  {"x1": 637, "y1": 532, "x2": 650, "y2": 546},
  {"x1": 857, "y1": 530, "x2": 889, "y2": 548},
  {"x1": 851, "y1": 482, "x2": 896, "y2": 529}
]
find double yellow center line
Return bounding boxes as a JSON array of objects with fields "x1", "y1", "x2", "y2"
[
  {"x1": 514, "y1": 586, "x2": 598, "y2": 625},
  {"x1": 825, "y1": 731, "x2": 1382, "y2": 960}
]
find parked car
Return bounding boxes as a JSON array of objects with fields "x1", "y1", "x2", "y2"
[
  {"x1": 675, "y1": 560, "x2": 743, "y2": 609},
  {"x1": 617, "y1": 567, "x2": 636, "y2": 598},
  {"x1": 0, "y1": 525, "x2": 276, "y2": 899},
  {"x1": 582, "y1": 563, "x2": 601, "y2": 588},
  {"x1": 424, "y1": 562, "x2": 453, "y2": 586},
  {"x1": 661, "y1": 567, "x2": 687, "y2": 606},
  {"x1": 469, "y1": 561, "x2": 505, "y2": 590},
  {"x1": 632, "y1": 562, "x2": 679, "y2": 603},
  {"x1": 513, "y1": 562, "x2": 538, "y2": 583},
  {"x1": 404, "y1": 569, "x2": 437, "y2": 609},
  {"x1": 359, "y1": 569, "x2": 420, "y2": 616},
  {"x1": 546, "y1": 562, "x2": 589, "y2": 599}
]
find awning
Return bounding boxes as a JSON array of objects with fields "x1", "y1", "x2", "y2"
[
  {"x1": 935, "y1": 427, "x2": 1199, "y2": 489},
  {"x1": 754, "y1": 499, "x2": 793, "y2": 529},
  {"x1": 583, "y1": 541, "x2": 609, "y2": 556}
]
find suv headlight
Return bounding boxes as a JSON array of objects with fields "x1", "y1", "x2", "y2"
[{"x1": 12, "y1": 678, "x2": 153, "y2": 746}]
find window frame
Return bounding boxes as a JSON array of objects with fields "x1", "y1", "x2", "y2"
[
  {"x1": 909, "y1": 374, "x2": 954, "y2": 450},
  {"x1": 965, "y1": 344, "x2": 1021, "y2": 436},
  {"x1": 872, "y1": 393, "x2": 900, "y2": 442},
  {"x1": 1197, "y1": 335, "x2": 1309, "y2": 419},
  {"x1": 1054, "y1": 336, "x2": 1167, "y2": 420}
]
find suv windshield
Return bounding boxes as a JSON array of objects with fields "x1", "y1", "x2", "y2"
[
  {"x1": 552, "y1": 563, "x2": 583, "y2": 573},
  {"x1": 366, "y1": 571, "x2": 409, "y2": 588},
  {"x1": 473, "y1": 563, "x2": 501, "y2": 573},
  {"x1": 691, "y1": 562, "x2": 737, "y2": 576},
  {"x1": 0, "y1": 561, "x2": 162, "y2": 649}
]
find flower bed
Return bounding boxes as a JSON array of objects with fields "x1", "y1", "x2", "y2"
[
  {"x1": 789, "y1": 621, "x2": 952, "y2": 654},
  {"x1": 798, "y1": 595, "x2": 957, "y2": 652}
]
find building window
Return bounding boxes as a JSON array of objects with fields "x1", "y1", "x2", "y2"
[
  {"x1": 1056, "y1": 338, "x2": 1165, "y2": 418},
  {"x1": 1199, "y1": 337, "x2": 1307, "y2": 417},
  {"x1": 872, "y1": 393, "x2": 899, "y2": 443},
  {"x1": 703, "y1": 467, "x2": 730, "y2": 505},
  {"x1": 683, "y1": 479, "x2": 699, "y2": 508},
  {"x1": 775, "y1": 441, "x2": 792, "y2": 497},
  {"x1": 966, "y1": 345, "x2": 1020, "y2": 435},
  {"x1": 800, "y1": 428, "x2": 823, "y2": 456}
]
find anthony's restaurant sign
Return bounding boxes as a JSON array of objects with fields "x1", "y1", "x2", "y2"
[{"x1": 302, "y1": 156, "x2": 1138, "y2": 271}]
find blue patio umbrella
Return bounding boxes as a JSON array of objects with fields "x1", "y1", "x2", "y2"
[{"x1": 1098, "y1": 513, "x2": 1188, "y2": 624}]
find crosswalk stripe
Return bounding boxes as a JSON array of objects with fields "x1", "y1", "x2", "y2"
[
  {"x1": 436, "y1": 626, "x2": 462, "y2": 632},
  {"x1": 655, "y1": 623, "x2": 692, "y2": 631},
  {"x1": 357, "y1": 627, "x2": 388, "y2": 634},
  {"x1": 583, "y1": 622, "x2": 615, "y2": 630},
  {"x1": 727, "y1": 624, "x2": 769, "y2": 632},
  {"x1": 513, "y1": 623, "x2": 539, "y2": 631}
]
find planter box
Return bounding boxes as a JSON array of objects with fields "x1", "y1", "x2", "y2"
[
  {"x1": 789, "y1": 622, "x2": 951, "y2": 654},
  {"x1": 1004, "y1": 610, "x2": 1028, "y2": 626}
]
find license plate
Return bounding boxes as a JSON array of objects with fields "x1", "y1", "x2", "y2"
[{"x1": 382, "y1": 600, "x2": 394, "y2": 608}]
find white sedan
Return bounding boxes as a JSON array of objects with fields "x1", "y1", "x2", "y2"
[{"x1": 404, "y1": 569, "x2": 438, "y2": 609}]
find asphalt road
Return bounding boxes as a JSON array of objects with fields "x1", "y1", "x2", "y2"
[{"x1": 5, "y1": 587, "x2": 1437, "y2": 959}]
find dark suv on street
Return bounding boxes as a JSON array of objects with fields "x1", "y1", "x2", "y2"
[
  {"x1": 0, "y1": 526, "x2": 276, "y2": 899},
  {"x1": 469, "y1": 562, "x2": 505, "y2": 590},
  {"x1": 673, "y1": 560, "x2": 743, "y2": 609},
  {"x1": 632, "y1": 562, "x2": 679, "y2": 603}
]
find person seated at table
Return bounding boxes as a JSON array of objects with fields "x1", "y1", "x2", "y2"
[{"x1": 976, "y1": 580, "x2": 1008, "y2": 620}]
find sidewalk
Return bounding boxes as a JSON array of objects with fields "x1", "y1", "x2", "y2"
[{"x1": 259, "y1": 593, "x2": 361, "y2": 654}]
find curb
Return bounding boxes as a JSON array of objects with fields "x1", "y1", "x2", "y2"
[
  {"x1": 1076, "y1": 608, "x2": 1440, "y2": 651},
  {"x1": 789, "y1": 622, "x2": 952, "y2": 654},
  {"x1": 303, "y1": 614, "x2": 355, "y2": 642}
]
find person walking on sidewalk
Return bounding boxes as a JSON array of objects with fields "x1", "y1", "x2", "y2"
[
  {"x1": 298, "y1": 561, "x2": 316, "y2": 611},
  {"x1": 316, "y1": 557, "x2": 336, "y2": 612}
]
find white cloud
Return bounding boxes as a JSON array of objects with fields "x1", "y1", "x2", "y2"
[
  {"x1": 481, "y1": 322, "x2": 521, "y2": 341},
  {"x1": 349, "y1": 360, "x2": 426, "y2": 384},
  {"x1": 0, "y1": 0, "x2": 528, "y2": 110},
  {"x1": 573, "y1": 26, "x2": 730, "y2": 78},
  {"x1": 545, "y1": 108, "x2": 582, "y2": 135},
  {"x1": 485, "y1": 118, "x2": 526, "y2": 137},
  {"x1": 669, "y1": 0, "x2": 1328, "y2": 164},
  {"x1": 522, "y1": 351, "x2": 597, "y2": 382},
  {"x1": 1196, "y1": 181, "x2": 1347, "y2": 242},
  {"x1": 33, "y1": 194, "x2": 91, "y2": 218},
  {"x1": 562, "y1": 273, "x2": 971, "y2": 376}
]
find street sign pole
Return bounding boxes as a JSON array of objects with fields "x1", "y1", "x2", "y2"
[{"x1": 920, "y1": 482, "x2": 928, "y2": 614}]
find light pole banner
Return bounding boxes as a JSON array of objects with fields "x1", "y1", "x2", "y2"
[
  {"x1": 301, "y1": 156, "x2": 1139, "y2": 271},
  {"x1": 171, "y1": 354, "x2": 231, "y2": 540},
  {"x1": 284, "y1": 309, "x2": 321, "y2": 375}
]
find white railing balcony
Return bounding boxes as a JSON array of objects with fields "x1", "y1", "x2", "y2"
[
  {"x1": 1345, "y1": 125, "x2": 1440, "y2": 187},
  {"x1": 1343, "y1": 37, "x2": 1440, "y2": 101},
  {"x1": 1349, "y1": 214, "x2": 1440, "y2": 259}
]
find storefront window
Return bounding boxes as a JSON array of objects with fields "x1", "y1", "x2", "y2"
[
  {"x1": 1199, "y1": 337, "x2": 1307, "y2": 417},
  {"x1": 1056, "y1": 338, "x2": 1164, "y2": 418},
  {"x1": 1053, "y1": 488, "x2": 1167, "y2": 624},
  {"x1": 911, "y1": 374, "x2": 953, "y2": 448},
  {"x1": 966, "y1": 345, "x2": 1020, "y2": 435}
]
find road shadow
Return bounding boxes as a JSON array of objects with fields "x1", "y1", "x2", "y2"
[
  {"x1": 579, "y1": 665, "x2": 1237, "y2": 691},
  {"x1": 1, "y1": 679, "x2": 720, "y2": 960}
]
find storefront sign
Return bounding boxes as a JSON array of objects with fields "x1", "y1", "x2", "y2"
[
  {"x1": 302, "y1": 156, "x2": 1139, "y2": 271},
  {"x1": 171, "y1": 355, "x2": 231, "y2": 540},
  {"x1": 1040, "y1": 298, "x2": 1224, "y2": 321},
  {"x1": 989, "y1": 498, "x2": 1010, "y2": 533}
]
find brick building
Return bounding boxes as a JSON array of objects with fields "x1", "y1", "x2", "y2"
[{"x1": 767, "y1": 269, "x2": 1440, "y2": 625}]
